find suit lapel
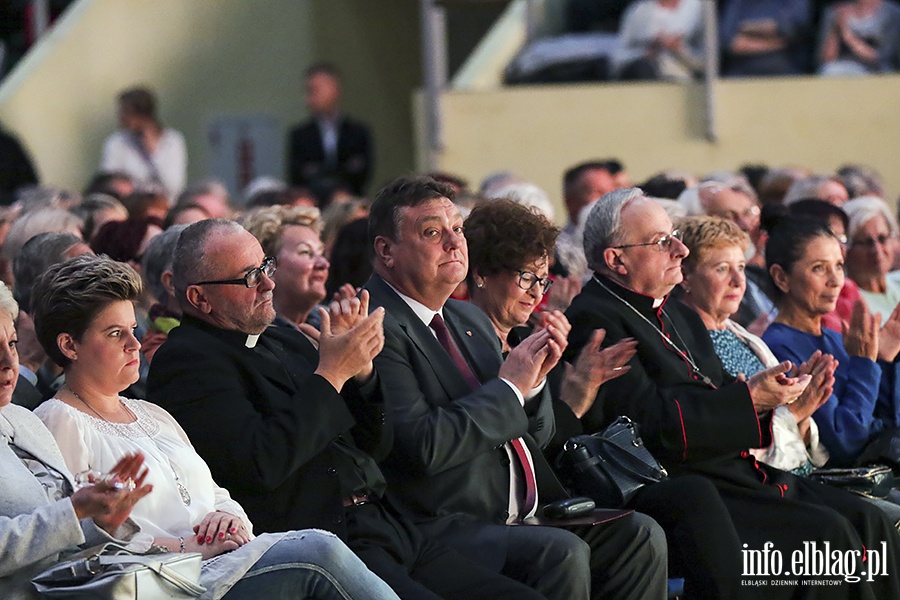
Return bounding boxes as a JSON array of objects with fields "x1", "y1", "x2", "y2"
[
  {"x1": 367, "y1": 275, "x2": 473, "y2": 399},
  {"x1": 443, "y1": 307, "x2": 501, "y2": 385}
]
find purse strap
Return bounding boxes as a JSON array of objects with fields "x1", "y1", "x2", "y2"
[{"x1": 99, "y1": 555, "x2": 206, "y2": 597}]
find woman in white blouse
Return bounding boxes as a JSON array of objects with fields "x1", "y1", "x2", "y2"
[{"x1": 32, "y1": 254, "x2": 399, "y2": 600}]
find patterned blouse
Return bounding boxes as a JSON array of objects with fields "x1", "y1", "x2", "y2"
[{"x1": 708, "y1": 328, "x2": 766, "y2": 378}]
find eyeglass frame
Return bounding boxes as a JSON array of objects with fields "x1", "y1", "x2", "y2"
[
  {"x1": 515, "y1": 269, "x2": 554, "y2": 293},
  {"x1": 850, "y1": 233, "x2": 894, "y2": 249},
  {"x1": 194, "y1": 256, "x2": 278, "y2": 288},
  {"x1": 611, "y1": 229, "x2": 683, "y2": 253}
]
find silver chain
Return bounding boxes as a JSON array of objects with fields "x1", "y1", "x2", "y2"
[
  {"x1": 66, "y1": 385, "x2": 192, "y2": 506},
  {"x1": 592, "y1": 276, "x2": 717, "y2": 389}
]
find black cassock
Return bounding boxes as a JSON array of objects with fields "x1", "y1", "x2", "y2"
[{"x1": 559, "y1": 274, "x2": 900, "y2": 600}]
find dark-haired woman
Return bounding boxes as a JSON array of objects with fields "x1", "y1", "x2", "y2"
[{"x1": 762, "y1": 218, "x2": 900, "y2": 466}]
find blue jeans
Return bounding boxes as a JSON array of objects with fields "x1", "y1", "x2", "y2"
[{"x1": 223, "y1": 530, "x2": 400, "y2": 600}]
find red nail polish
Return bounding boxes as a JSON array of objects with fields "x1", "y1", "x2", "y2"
[
  {"x1": 219, "y1": 532, "x2": 225, "y2": 539},
  {"x1": 206, "y1": 536, "x2": 212, "y2": 543},
  {"x1": 197, "y1": 536, "x2": 203, "y2": 544}
]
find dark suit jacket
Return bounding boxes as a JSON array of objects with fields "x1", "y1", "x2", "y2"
[
  {"x1": 287, "y1": 116, "x2": 372, "y2": 195},
  {"x1": 365, "y1": 275, "x2": 567, "y2": 555},
  {"x1": 147, "y1": 314, "x2": 390, "y2": 538}
]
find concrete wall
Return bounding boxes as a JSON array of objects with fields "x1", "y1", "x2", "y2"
[
  {"x1": 436, "y1": 75, "x2": 900, "y2": 221},
  {"x1": 0, "y1": 0, "x2": 422, "y2": 198}
]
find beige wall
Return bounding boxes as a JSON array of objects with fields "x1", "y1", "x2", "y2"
[
  {"x1": 0, "y1": 0, "x2": 422, "y2": 198},
  {"x1": 436, "y1": 76, "x2": 900, "y2": 222}
]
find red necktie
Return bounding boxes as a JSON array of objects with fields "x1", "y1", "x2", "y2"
[{"x1": 429, "y1": 313, "x2": 537, "y2": 516}]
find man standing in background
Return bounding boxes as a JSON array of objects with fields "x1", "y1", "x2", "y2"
[{"x1": 287, "y1": 63, "x2": 372, "y2": 198}]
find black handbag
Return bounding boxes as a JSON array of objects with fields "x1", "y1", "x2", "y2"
[
  {"x1": 556, "y1": 416, "x2": 668, "y2": 508},
  {"x1": 810, "y1": 465, "x2": 895, "y2": 499}
]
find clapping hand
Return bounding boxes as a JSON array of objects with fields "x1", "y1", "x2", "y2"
[
  {"x1": 747, "y1": 360, "x2": 811, "y2": 414},
  {"x1": 878, "y1": 302, "x2": 900, "y2": 362},
  {"x1": 843, "y1": 300, "x2": 879, "y2": 362},
  {"x1": 787, "y1": 351, "x2": 836, "y2": 443},
  {"x1": 302, "y1": 290, "x2": 385, "y2": 390},
  {"x1": 534, "y1": 310, "x2": 570, "y2": 382},
  {"x1": 71, "y1": 453, "x2": 153, "y2": 534},
  {"x1": 561, "y1": 329, "x2": 637, "y2": 418}
]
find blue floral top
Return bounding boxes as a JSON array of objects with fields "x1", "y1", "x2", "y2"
[{"x1": 709, "y1": 328, "x2": 766, "y2": 378}]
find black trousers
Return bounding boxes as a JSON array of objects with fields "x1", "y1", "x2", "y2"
[
  {"x1": 345, "y1": 500, "x2": 546, "y2": 600},
  {"x1": 567, "y1": 511, "x2": 668, "y2": 600},
  {"x1": 632, "y1": 473, "x2": 900, "y2": 600}
]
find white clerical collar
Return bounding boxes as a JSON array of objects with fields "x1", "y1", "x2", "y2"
[
  {"x1": 652, "y1": 297, "x2": 664, "y2": 308},
  {"x1": 245, "y1": 333, "x2": 260, "y2": 348},
  {"x1": 384, "y1": 280, "x2": 443, "y2": 327}
]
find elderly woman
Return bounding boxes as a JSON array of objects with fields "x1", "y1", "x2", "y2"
[
  {"x1": 843, "y1": 196, "x2": 900, "y2": 318},
  {"x1": 761, "y1": 217, "x2": 900, "y2": 466},
  {"x1": 0, "y1": 279, "x2": 154, "y2": 598},
  {"x1": 241, "y1": 206, "x2": 331, "y2": 331},
  {"x1": 818, "y1": 0, "x2": 900, "y2": 75},
  {"x1": 785, "y1": 199, "x2": 860, "y2": 332},
  {"x1": 30, "y1": 255, "x2": 400, "y2": 599},
  {"x1": 566, "y1": 187, "x2": 900, "y2": 600},
  {"x1": 677, "y1": 216, "x2": 834, "y2": 475}
]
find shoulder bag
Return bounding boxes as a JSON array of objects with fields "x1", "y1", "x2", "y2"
[
  {"x1": 32, "y1": 542, "x2": 205, "y2": 599},
  {"x1": 556, "y1": 416, "x2": 668, "y2": 508}
]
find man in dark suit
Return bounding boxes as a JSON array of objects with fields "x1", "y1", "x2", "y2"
[
  {"x1": 148, "y1": 218, "x2": 549, "y2": 599},
  {"x1": 287, "y1": 63, "x2": 372, "y2": 196},
  {"x1": 364, "y1": 175, "x2": 667, "y2": 600}
]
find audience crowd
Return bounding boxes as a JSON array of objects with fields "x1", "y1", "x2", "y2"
[
  {"x1": 566, "y1": 0, "x2": 900, "y2": 81},
  {"x1": 3, "y1": 88, "x2": 900, "y2": 598}
]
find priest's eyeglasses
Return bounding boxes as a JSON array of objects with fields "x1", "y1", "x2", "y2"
[
  {"x1": 195, "y1": 256, "x2": 277, "y2": 288},
  {"x1": 612, "y1": 230, "x2": 683, "y2": 253}
]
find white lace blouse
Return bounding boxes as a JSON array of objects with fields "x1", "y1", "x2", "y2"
[{"x1": 34, "y1": 398, "x2": 252, "y2": 540}]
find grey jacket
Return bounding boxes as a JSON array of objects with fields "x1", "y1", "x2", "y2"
[{"x1": 0, "y1": 403, "x2": 142, "y2": 599}]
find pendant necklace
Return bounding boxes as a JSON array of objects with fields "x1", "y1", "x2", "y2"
[
  {"x1": 67, "y1": 385, "x2": 192, "y2": 506},
  {"x1": 592, "y1": 276, "x2": 717, "y2": 389}
]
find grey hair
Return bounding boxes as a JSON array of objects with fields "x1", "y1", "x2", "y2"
[
  {"x1": 0, "y1": 281, "x2": 18, "y2": 322},
  {"x1": 488, "y1": 182, "x2": 555, "y2": 221},
  {"x1": 783, "y1": 175, "x2": 840, "y2": 205},
  {"x1": 583, "y1": 187, "x2": 646, "y2": 273},
  {"x1": 2, "y1": 208, "x2": 84, "y2": 261},
  {"x1": 172, "y1": 219, "x2": 245, "y2": 299},
  {"x1": 175, "y1": 179, "x2": 230, "y2": 207},
  {"x1": 142, "y1": 224, "x2": 188, "y2": 303},
  {"x1": 13, "y1": 232, "x2": 85, "y2": 313},
  {"x1": 842, "y1": 196, "x2": 899, "y2": 242}
]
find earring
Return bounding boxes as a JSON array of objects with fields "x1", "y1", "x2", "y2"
[{"x1": 476, "y1": 281, "x2": 484, "y2": 289}]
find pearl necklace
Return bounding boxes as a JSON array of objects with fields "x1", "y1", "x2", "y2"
[{"x1": 66, "y1": 385, "x2": 192, "y2": 506}]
